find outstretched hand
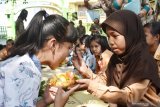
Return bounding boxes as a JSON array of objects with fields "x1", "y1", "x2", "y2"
[
  {"x1": 76, "y1": 79, "x2": 90, "y2": 90},
  {"x1": 43, "y1": 85, "x2": 57, "y2": 105},
  {"x1": 72, "y1": 51, "x2": 90, "y2": 78},
  {"x1": 54, "y1": 85, "x2": 80, "y2": 107}
]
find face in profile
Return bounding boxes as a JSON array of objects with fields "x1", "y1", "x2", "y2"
[
  {"x1": 79, "y1": 43, "x2": 86, "y2": 55},
  {"x1": 106, "y1": 27, "x2": 126, "y2": 55},
  {"x1": 6, "y1": 41, "x2": 14, "y2": 50},
  {"x1": 49, "y1": 42, "x2": 73, "y2": 69},
  {"x1": 143, "y1": 27, "x2": 158, "y2": 47}
]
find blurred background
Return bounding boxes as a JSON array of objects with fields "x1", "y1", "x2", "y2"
[{"x1": 0, "y1": 0, "x2": 156, "y2": 44}]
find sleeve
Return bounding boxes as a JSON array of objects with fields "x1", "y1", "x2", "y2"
[
  {"x1": 81, "y1": 65, "x2": 107, "y2": 84},
  {"x1": 88, "y1": 56, "x2": 96, "y2": 72},
  {"x1": 91, "y1": 71, "x2": 107, "y2": 85},
  {"x1": 84, "y1": 0, "x2": 101, "y2": 10},
  {"x1": 0, "y1": 71, "x2": 5, "y2": 107},
  {"x1": 88, "y1": 79, "x2": 150, "y2": 104},
  {"x1": 155, "y1": 2, "x2": 160, "y2": 19},
  {"x1": 89, "y1": 24, "x2": 94, "y2": 31},
  {"x1": 141, "y1": 0, "x2": 150, "y2": 13},
  {"x1": 18, "y1": 21, "x2": 25, "y2": 35}
]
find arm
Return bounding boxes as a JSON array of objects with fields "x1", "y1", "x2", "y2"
[
  {"x1": 0, "y1": 72, "x2": 5, "y2": 107},
  {"x1": 36, "y1": 99, "x2": 48, "y2": 107},
  {"x1": 84, "y1": 0, "x2": 101, "y2": 10},
  {"x1": 88, "y1": 79, "x2": 150, "y2": 105},
  {"x1": 155, "y1": 2, "x2": 160, "y2": 21},
  {"x1": 72, "y1": 49, "x2": 107, "y2": 84},
  {"x1": 0, "y1": 48, "x2": 7, "y2": 60},
  {"x1": 36, "y1": 86, "x2": 57, "y2": 107},
  {"x1": 139, "y1": 0, "x2": 151, "y2": 17},
  {"x1": 83, "y1": 26, "x2": 86, "y2": 35},
  {"x1": 54, "y1": 85, "x2": 79, "y2": 107}
]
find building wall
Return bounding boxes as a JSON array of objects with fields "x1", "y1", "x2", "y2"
[{"x1": 68, "y1": 0, "x2": 106, "y2": 35}]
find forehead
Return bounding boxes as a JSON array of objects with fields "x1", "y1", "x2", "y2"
[
  {"x1": 61, "y1": 42, "x2": 72, "y2": 47},
  {"x1": 7, "y1": 41, "x2": 13, "y2": 45},
  {"x1": 106, "y1": 27, "x2": 118, "y2": 34},
  {"x1": 143, "y1": 27, "x2": 152, "y2": 34},
  {"x1": 90, "y1": 40, "x2": 99, "y2": 45}
]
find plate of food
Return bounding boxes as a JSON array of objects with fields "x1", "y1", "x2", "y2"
[{"x1": 48, "y1": 70, "x2": 81, "y2": 89}]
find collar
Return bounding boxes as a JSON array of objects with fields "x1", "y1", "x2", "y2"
[
  {"x1": 154, "y1": 44, "x2": 160, "y2": 60},
  {"x1": 29, "y1": 54, "x2": 41, "y2": 72}
]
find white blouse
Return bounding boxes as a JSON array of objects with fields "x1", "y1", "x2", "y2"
[{"x1": 0, "y1": 53, "x2": 41, "y2": 107}]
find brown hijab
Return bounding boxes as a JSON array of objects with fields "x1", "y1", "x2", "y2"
[{"x1": 101, "y1": 10, "x2": 160, "y2": 91}]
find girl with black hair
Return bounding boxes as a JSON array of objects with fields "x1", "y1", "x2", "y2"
[
  {"x1": 144, "y1": 21, "x2": 160, "y2": 77},
  {"x1": 79, "y1": 35, "x2": 96, "y2": 72},
  {"x1": 89, "y1": 35, "x2": 112, "y2": 74},
  {"x1": 0, "y1": 10, "x2": 79, "y2": 107}
]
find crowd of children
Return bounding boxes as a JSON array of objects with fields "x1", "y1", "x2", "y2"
[{"x1": 0, "y1": 1, "x2": 160, "y2": 106}]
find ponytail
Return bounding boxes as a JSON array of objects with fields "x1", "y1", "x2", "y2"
[
  {"x1": 8, "y1": 10, "x2": 78, "y2": 58},
  {"x1": 10, "y1": 10, "x2": 47, "y2": 57}
]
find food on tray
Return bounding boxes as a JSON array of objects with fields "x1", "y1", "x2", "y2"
[{"x1": 48, "y1": 71, "x2": 80, "y2": 88}]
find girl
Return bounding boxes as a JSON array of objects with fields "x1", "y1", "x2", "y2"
[
  {"x1": 79, "y1": 35, "x2": 96, "y2": 72},
  {"x1": 0, "y1": 10, "x2": 79, "y2": 107},
  {"x1": 143, "y1": 21, "x2": 160, "y2": 77},
  {"x1": 74, "y1": 10, "x2": 160, "y2": 107},
  {"x1": 0, "y1": 39, "x2": 14, "y2": 60},
  {"x1": 89, "y1": 35, "x2": 112, "y2": 74}
]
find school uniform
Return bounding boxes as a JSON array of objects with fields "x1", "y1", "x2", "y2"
[
  {"x1": 154, "y1": 44, "x2": 160, "y2": 77},
  {"x1": 0, "y1": 53, "x2": 41, "y2": 107},
  {"x1": 97, "y1": 10, "x2": 160, "y2": 107}
]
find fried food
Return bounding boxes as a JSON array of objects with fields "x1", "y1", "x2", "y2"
[{"x1": 48, "y1": 71, "x2": 80, "y2": 88}]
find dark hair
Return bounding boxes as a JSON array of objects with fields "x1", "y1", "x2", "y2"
[
  {"x1": 0, "y1": 44, "x2": 4, "y2": 50},
  {"x1": 9, "y1": 10, "x2": 78, "y2": 57},
  {"x1": 70, "y1": 21, "x2": 75, "y2": 26},
  {"x1": 18, "y1": 9, "x2": 28, "y2": 21},
  {"x1": 79, "y1": 35, "x2": 90, "y2": 47},
  {"x1": 143, "y1": 21, "x2": 160, "y2": 36},
  {"x1": 6, "y1": 39, "x2": 14, "y2": 45},
  {"x1": 89, "y1": 35, "x2": 111, "y2": 52}
]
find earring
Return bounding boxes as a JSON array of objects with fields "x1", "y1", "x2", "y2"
[{"x1": 51, "y1": 47, "x2": 55, "y2": 55}]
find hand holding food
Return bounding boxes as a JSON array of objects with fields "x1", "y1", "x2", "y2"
[{"x1": 48, "y1": 71, "x2": 80, "y2": 89}]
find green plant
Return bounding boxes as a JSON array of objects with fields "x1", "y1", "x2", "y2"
[{"x1": 38, "y1": 80, "x2": 47, "y2": 97}]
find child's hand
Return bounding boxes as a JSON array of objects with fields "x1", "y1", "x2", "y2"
[
  {"x1": 138, "y1": 10, "x2": 147, "y2": 17},
  {"x1": 76, "y1": 79, "x2": 90, "y2": 90},
  {"x1": 72, "y1": 52, "x2": 90, "y2": 78},
  {"x1": 42, "y1": 86, "x2": 58, "y2": 105},
  {"x1": 54, "y1": 85, "x2": 80, "y2": 107}
]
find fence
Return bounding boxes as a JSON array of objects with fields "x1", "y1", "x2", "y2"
[{"x1": 0, "y1": 26, "x2": 7, "y2": 39}]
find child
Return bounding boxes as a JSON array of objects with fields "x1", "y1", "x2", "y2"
[
  {"x1": 75, "y1": 10, "x2": 160, "y2": 107},
  {"x1": 0, "y1": 39, "x2": 14, "y2": 60},
  {"x1": 143, "y1": 21, "x2": 160, "y2": 77},
  {"x1": 89, "y1": 35, "x2": 112, "y2": 74},
  {"x1": 79, "y1": 35, "x2": 96, "y2": 72},
  {"x1": 0, "y1": 10, "x2": 79, "y2": 107}
]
